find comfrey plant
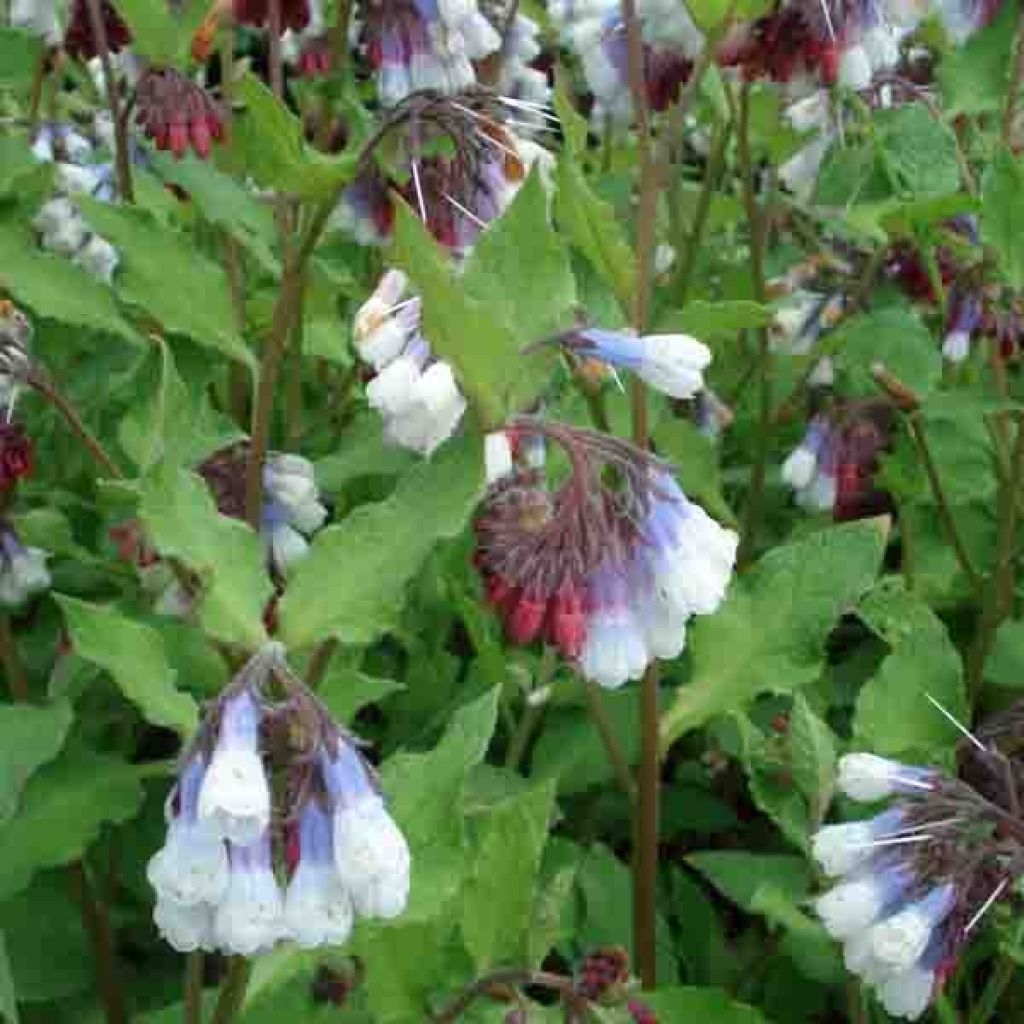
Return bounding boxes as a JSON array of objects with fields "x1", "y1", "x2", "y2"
[
  {"x1": 813, "y1": 732, "x2": 1024, "y2": 1021},
  {"x1": 148, "y1": 643, "x2": 410, "y2": 953},
  {"x1": 474, "y1": 419, "x2": 736, "y2": 688}
]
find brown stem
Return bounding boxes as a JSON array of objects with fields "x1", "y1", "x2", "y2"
[
  {"x1": 267, "y1": 0, "x2": 284, "y2": 99},
  {"x1": 82, "y1": 0, "x2": 133, "y2": 201},
  {"x1": 184, "y1": 951, "x2": 205, "y2": 1024},
  {"x1": 68, "y1": 860, "x2": 129, "y2": 1024},
  {"x1": 582, "y1": 678, "x2": 637, "y2": 802},
  {"x1": 223, "y1": 234, "x2": 251, "y2": 428},
  {"x1": 736, "y1": 81, "x2": 772, "y2": 568},
  {"x1": 211, "y1": 957, "x2": 252, "y2": 1024},
  {"x1": 0, "y1": 614, "x2": 30, "y2": 702},
  {"x1": 327, "y1": 0, "x2": 354, "y2": 71},
  {"x1": 304, "y1": 636, "x2": 337, "y2": 689},
  {"x1": 432, "y1": 969, "x2": 582, "y2": 1023},
  {"x1": 32, "y1": 375, "x2": 123, "y2": 478}
]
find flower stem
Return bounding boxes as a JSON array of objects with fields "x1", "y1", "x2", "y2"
[
  {"x1": 582, "y1": 678, "x2": 637, "y2": 803},
  {"x1": 32, "y1": 374, "x2": 123, "y2": 479},
  {"x1": 0, "y1": 614, "x2": 29, "y2": 702},
  {"x1": 267, "y1": 0, "x2": 284, "y2": 100},
  {"x1": 184, "y1": 951, "x2": 205, "y2": 1024},
  {"x1": 68, "y1": 860, "x2": 129, "y2": 1024},
  {"x1": 211, "y1": 957, "x2": 252, "y2": 1024},
  {"x1": 736, "y1": 80, "x2": 772, "y2": 568},
  {"x1": 82, "y1": 0, "x2": 133, "y2": 202}
]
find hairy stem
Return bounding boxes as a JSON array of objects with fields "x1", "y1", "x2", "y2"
[
  {"x1": 211, "y1": 957, "x2": 252, "y2": 1024},
  {"x1": 82, "y1": 0, "x2": 133, "y2": 201},
  {"x1": 736, "y1": 81, "x2": 772, "y2": 568},
  {"x1": 184, "y1": 952, "x2": 205, "y2": 1024},
  {"x1": 69, "y1": 860, "x2": 129, "y2": 1024}
]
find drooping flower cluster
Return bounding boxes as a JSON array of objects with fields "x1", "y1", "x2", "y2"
[
  {"x1": 63, "y1": 0, "x2": 132, "y2": 60},
  {"x1": 148, "y1": 644, "x2": 411, "y2": 954},
  {"x1": 134, "y1": 66, "x2": 226, "y2": 160},
  {"x1": 30, "y1": 123, "x2": 120, "y2": 282},
  {"x1": 199, "y1": 445, "x2": 329, "y2": 578},
  {"x1": 475, "y1": 420, "x2": 737, "y2": 689},
  {"x1": 355, "y1": 270, "x2": 467, "y2": 457},
  {"x1": 549, "y1": 0, "x2": 702, "y2": 123},
  {"x1": 360, "y1": 0, "x2": 501, "y2": 105},
  {"x1": 781, "y1": 400, "x2": 895, "y2": 520},
  {"x1": 335, "y1": 92, "x2": 550, "y2": 254},
  {"x1": 813, "y1": 745, "x2": 1024, "y2": 1020},
  {"x1": 0, "y1": 522, "x2": 50, "y2": 608}
]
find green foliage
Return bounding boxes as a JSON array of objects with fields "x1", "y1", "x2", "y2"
[
  {"x1": 0, "y1": 699, "x2": 72, "y2": 825},
  {"x1": 982, "y1": 148, "x2": 1024, "y2": 290}
]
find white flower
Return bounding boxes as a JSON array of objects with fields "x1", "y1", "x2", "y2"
[
  {"x1": 198, "y1": 691, "x2": 271, "y2": 845},
  {"x1": 11, "y1": 0, "x2": 60, "y2": 43},
  {"x1": 154, "y1": 897, "x2": 215, "y2": 953},
  {"x1": 781, "y1": 446, "x2": 818, "y2": 490},
  {"x1": 54, "y1": 162, "x2": 106, "y2": 196},
  {"x1": 811, "y1": 821, "x2": 877, "y2": 877},
  {"x1": 41, "y1": 217, "x2": 88, "y2": 256},
  {"x1": 579, "y1": 588, "x2": 650, "y2": 690},
  {"x1": 0, "y1": 540, "x2": 50, "y2": 608},
  {"x1": 942, "y1": 329, "x2": 971, "y2": 364},
  {"x1": 485, "y1": 431, "x2": 514, "y2": 484},
  {"x1": 879, "y1": 966, "x2": 936, "y2": 1020},
  {"x1": 838, "y1": 753, "x2": 933, "y2": 802},
  {"x1": 33, "y1": 197, "x2": 77, "y2": 236},
  {"x1": 74, "y1": 235, "x2": 119, "y2": 283},
  {"x1": 636, "y1": 334, "x2": 711, "y2": 399},
  {"x1": 147, "y1": 817, "x2": 229, "y2": 907},
  {"x1": 214, "y1": 836, "x2": 286, "y2": 955},
  {"x1": 838, "y1": 45, "x2": 873, "y2": 91},
  {"x1": 366, "y1": 357, "x2": 421, "y2": 417},
  {"x1": 816, "y1": 875, "x2": 889, "y2": 939},
  {"x1": 867, "y1": 886, "x2": 955, "y2": 975}
]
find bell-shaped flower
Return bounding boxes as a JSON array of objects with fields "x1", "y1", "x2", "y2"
[{"x1": 213, "y1": 831, "x2": 286, "y2": 955}]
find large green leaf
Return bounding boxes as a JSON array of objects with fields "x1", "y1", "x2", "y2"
[
  {"x1": 788, "y1": 694, "x2": 836, "y2": 826},
  {"x1": 0, "y1": 933, "x2": 15, "y2": 1024},
  {"x1": 939, "y1": 0, "x2": 1015, "y2": 116},
  {"x1": 76, "y1": 198, "x2": 253, "y2": 366},
  {"x1": 641, "y1": 987, "x2": 769, "y2": 1024},
  {"x1": 56, "y1": 596, "x2": 198, "y2": 736},
  {"x1": 460, "y1": 782, "x2": 556, "y2": 970},
  {"x1": 0, "y1": 750, "x2": 144, "y2": 900},
  {"x1": 0, "y1": 29, "x2": 41, "y2": 92},
  {"x1": 138, "y1": 463, "x2": 272, "y2": 648},
  {"x1": 853, "y1": 577, "x2": 967, "y2": 763},
  {"x1": 981, "y1": 147, "x2": 1024, "y2": 290},
  {"x1": 660, "y1": 519, "x2": 887, "y2": 747},
  {"x1": 278, "y1": 435, "x2": 482, "y2": 649},
  {"x1": 0, "y1": 699, "x2": 72, "y2": 826},
  {"x1": 381, "y1": 688, "x2": 499, "y2": 920},
  {"x1": 876, "y1": 103, "x2": 962, "y2": 198}
]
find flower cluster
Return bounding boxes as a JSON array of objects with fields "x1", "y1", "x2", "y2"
[
  {"x1": 63, "y1": 0, "x2": 132, "y2": 60},
  {"x1": 0, "y1": 522, "x2": 50, "y2": 609},
  {"x1": 549, "y1": 0, "x2": 702, "y2": 123},
  {"x1": 781, "y1": 401, "x2": 895, "y2": 521},
  {"x1": 148, "y1": 644, "x2": 411, "y2": 954},
  {"x1": 813, "y1": 748, "x2": 1024, "y2": 1020},
  {"x1": 134, "y1": 66, "x2": 225, "y2": 160},
  {"x1": 494, "y1": 15, "x2": 552, "y2": 127},
  {"x1": 335, "y1": 93, "x2": 549, "y2": 254},
  {"x1": 30, "y1": 124, "x2": 120, "y2": 282},
  {"x1": 355, "y1": 270, "x2": 467, "y2": 456},
  {"x1": 198, "y1": 445, "x2": 329, "y2": 578},
  {"x1": 361, "y1": 0, "x2": 501, "y2": 105},
  {"x1": 475, "y1": 420, "x2": 737, "y2": 688}
]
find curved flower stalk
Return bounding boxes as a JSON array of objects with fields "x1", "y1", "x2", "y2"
[
  {"x1": 549, "y1": 0, "x2": 702, "y2": 123},
  {"x1": 474, "y1": 420, "x2": 737, "y2": 689},
  {"x1": 360, "y1": 0, "x2": 501, "y2": 105},
  {"x1": 334, "y1": 91, "x2": 552, "y2": 254},
  {"x1": 813, "y1": 742, "x2": 1024, "y2": 1020},
  {"x1": 149, "y1": 643, "x2": 411, "y2": 954},
  {"x1": 782, "y1": 400, "x2": 895, "y2": 520}
]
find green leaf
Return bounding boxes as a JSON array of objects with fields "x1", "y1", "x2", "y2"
[
  {"x1": 318, "y1": 667, "x2": 404, "y2": 724},
  {"x1": 939, "y1": 0, "x2": 1015, "y2": 116},
  {"x1": 876, "y1": 104, "x2": 962, "y2": 198},
  {"x1": 113, "y1": 0, "x2": 182, "y2": 64},
  {"x1": 749, "y1": 885, "x2": 844, "y2": 983},
  {"x1": 75, "y1": 198, "x2": 254, "y2": 366},
  {"x1": 641, "y1": 987, "x2": 769, "y2": 1024},
  {"x1": 986, "y1": 619, "x2": 1024, "y2": 688},
  {"x1": 0, "y1": 29, "x2": 41, "y2": 91},
  {"x1": 0, "y1": 933, "x2": 16, "y2": 1024},
  {"x1": 554, "y1": 158, "x2": 636, "y2": 315},
  {"x1": 315, "y1": 412, "x2": 416, "y2": 492},
  {"x1": 56, "y1": 595, "x2": 198, "y2": 736},
  {"x1": 0, "y1": 699, "x2": 72, "y2": 826},
  {"x1": 687, "y1": 850, "x2": 812, "y2": 911},
  {"x1": 228, "y1": 73, "x2": 356, "y2": 199},
  {"x1": 279, "y1": 435, "x2": 482, "y2": 650},
  {"x1": 661, "y1": 519, "x2": 887, "y2": 747},
  {"x1": 981, "y1": 148, "x2": 1024, "y2": 290},
  {"x1": 834, "y1": 305, "x2": 941, "y2": 399},
  {"x1": 663, "y1": 299, "x2": 775, "y2": 337},
  {"x1": 854, "y1": 577, "x2": 967, "y2": 762},
  {"x1": 552, "y1": 73, "x2": 588, "y2": 159},
  {"x1": 380, "y1": 688, "x2": 499, "y2": 919},
  {"x1": 0, "y1": 750, "x2": 144, "y2": 901},
  {"x1": 0, "y1": 217, "x2": 139, "y2": 345},
  {"x1": 139, "y1": 463, "x2": 272, "y2": 648},
  {"x1": 461, "y1": 782, "x2": 556, "y2": 970},
  {"x1": 788, "y1": 695, "x2": 836, "y2": 825}
]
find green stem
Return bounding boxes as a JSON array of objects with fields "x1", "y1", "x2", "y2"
[
  {"x1": 971, "y1": 920, "x2": 1024, "y2": 1024},
  {"x1": 211, "y1": 957, "x2": 252, "y2": 1024},
  {"x1": 184, "y1": 952, "x2": 205, "y2": 1024},
  {"x1": 582, "y1": 677, "x2": 637, "y2": 803},
  {"x1": 505, "y1": 646, "x2": 557, "y2": 769},
  {"x1": 736, "y1": 81, "x2": 772, "y2": 567},
  {"x1": 304, "y1": 637, "x2": 337, "y2": 690},
  {"x1": 69, "y1": 860, "x2": 129, "y2": 1024},
  {"x1": 0, "y1": 614, "x2": 29, "y2": 702}
]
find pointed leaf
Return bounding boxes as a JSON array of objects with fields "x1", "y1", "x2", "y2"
[{"x1": 0, "y1": 700, "x2": 73, "y2": 826}]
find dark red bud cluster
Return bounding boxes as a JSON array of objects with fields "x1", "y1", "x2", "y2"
[
  {"x1": 135, "y1": 68, "x2": 225, "y2": 160},
  {"x1": 627, "y1": 998, "x2": 658, "y2": 1024},
  {"x1": 0, "y1": 423, "x2": 33, "y2": 491},
  {"x1": 576, "y1": 947, "x2": 631, "y2": 1000},
  {"x1": 232, "y1": 0, "x2": 310, "y2": 31},
  {"x1": 644, "y1": 51, "x2": 691, "y2": 112},
  {"x1": 298, "y1": 38, "x2": 332, "y2": 77},
  {"x1": 63, "y1": 0, "x2": 132, "y2": 59},
  {"x1": 833, "y1": 403, "x2": 896, "y2": 524},
  {"x1": 480, "y1": 571, "x2": 586, "y2": 658},
  {"x1": 718, "y1": 10, "x2": 838, "y2": 85}
]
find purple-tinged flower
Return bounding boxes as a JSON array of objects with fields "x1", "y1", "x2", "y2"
[
  {"x1": 942, "y1": 291, "x2": 983, "y2": 364},
  {"x1": 812, "y1": 807, "x2": 911, "y2": 877},
  {"x1": 284, "y1": 801, "x2": 355, "y2": 946},
  {"x1": 261, "y1": 453, "x2": 328, "y2": 576},
  {"x1": 566, "y1": 329, "x2": 711, "y2": 400},
  {"x1": 153, "y1": 895, "x2": 215, "y2": 953},
  {"x1": 838, "y1": 753, "x2": 937, "y2": 802},
  {"x1": 0, "y1": 525, "x2": 50, "y2": 608},
  {"x1": 214, "y1": 831, "x2": 286, "y2": 955},
  {"x1": 198, "y1": 689, "x2": 271, "y2": 845},
  {"x1": 135, "y1": 67, "x2": 225, "y2": 160},
  {"x1": 321, "y1": 744, "x2": 411, "y2": 919}
]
